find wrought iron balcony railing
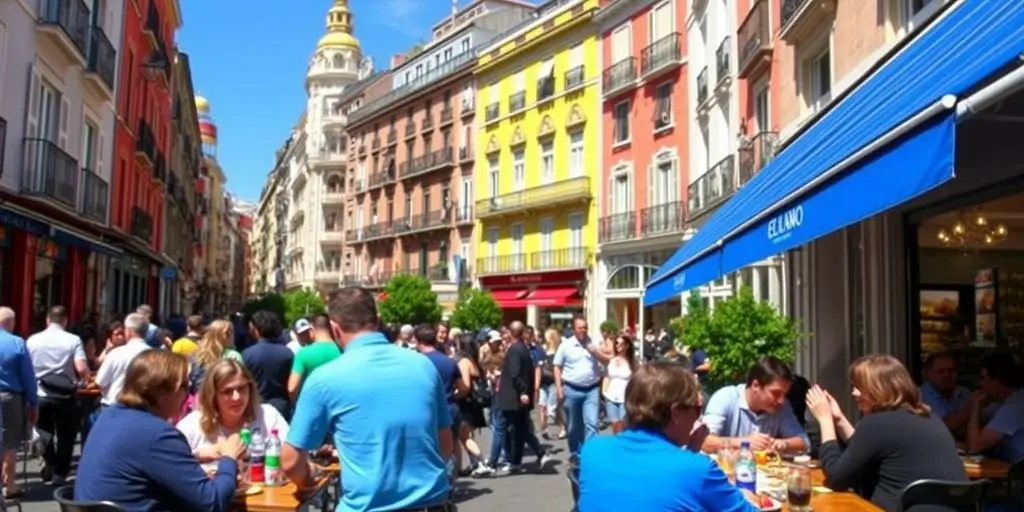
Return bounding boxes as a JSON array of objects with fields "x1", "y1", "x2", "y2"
[
  {"x1": 398, "y1": 147, "x2": 454, "y2": 179},
  {"x1": 738, "y1": 0, "x2": 772, "y2": 77},
  {"x1": 37, "y1": 0, "x2": 90, "y2": 58},
  {"x1": 439, "y1": 107, "x2": 453, "y2": 126},
  {"x1": 641, "y1": 33, "x2": 683, "y2": 76},
  {"x1": 603, "y1": 58, "x2": 636, "y2": 95},
  {"x1": 79, "y1": 167, "x2": 108, "y2": 222},
  {"x1": 688, "y1": 155, "x2": 736, "y2": 217},
  {"x1": 641, "y1": 201, "x2": 685, "y2": 236},
  {"x1": 22, "y1": 138, "x2": 78, "y2": 210},
  {"x1": 599, "y1": 212, "x2": 637, "y2": 243},
  {"x1": 404, "y1": 121, "x2": 416, "y2": 139},
  {"x1": 135, "y1": 120, "x2": 155, "y2": 163},
  {"x1": 565, "y1": 65, "x2": 585, "y2": 90},
  {"x1": 476, "y1": 176, "x2": 591, "y2": 218},
  {"x1": 716, "y1": 36, "x2": 731, "y2": 84},
  {"x1": 394, "y1": 208, "x2": 451, "y2": 235},
  {"x1": 738, "y1": 131, "x2": 779, "y2": 184},
  {"x1": 477, "y1": 248, "x2": 590, "y2": 275},
  {"x1": 85, "y1": 25, "x2": 116, "y2": 91},
  {"x1": 696, "y1": 66, "x2": 709, "y2": 105},
  {"x1": 130, "y1": 206, "x2": 153, "y2": 243},
  {"x1": 454, "y1": 202, "x2": 473, "y2": 223}
]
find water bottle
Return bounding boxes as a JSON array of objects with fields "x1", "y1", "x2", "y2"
[
  {"x1": 735, "y1": 440, "x2": 757, "y2": 494},
  {"x1": 239, "y1": 428, "x2": 252, "y2": 483},
  {"x1": 265, "y1": 429, "x2": 282, "y2": 486},
  {"x1": 249, "y1": 429, "x2": 266, "y2": 484}
]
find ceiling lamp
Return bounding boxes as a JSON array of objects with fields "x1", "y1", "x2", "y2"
[{"x1": 936, "y1": 211, "x2": 1009, "y2": 249}]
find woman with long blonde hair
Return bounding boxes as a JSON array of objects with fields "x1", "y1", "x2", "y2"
[
  {"x1": 193, "y1": 320, "x2": 242, "y2": 369},
  {"x1": 806, "y1": 354, "x2": 966, "y2": 510},
  {"x1": 539, "y1": 328, "x2": 566, "y2": 439},
  {"x1": 176, "y1": 359, "x2": 289, "y2": 471}
]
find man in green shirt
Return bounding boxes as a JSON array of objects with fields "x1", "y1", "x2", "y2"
[{"x1": 287, "y1": 333, "x2": 342, "y2": 402}]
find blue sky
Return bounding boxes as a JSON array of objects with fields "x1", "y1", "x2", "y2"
[{"x1": 177, "y1": 0, "x2": 453, "y2": 202}]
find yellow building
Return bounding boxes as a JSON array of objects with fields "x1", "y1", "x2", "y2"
[{"x1": 473, "y1": 0, "x2": 600, "y2": 329}]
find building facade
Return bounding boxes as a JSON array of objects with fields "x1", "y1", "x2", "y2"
[
  {"x1": 194, "y1": 96, "x2": 230, "y2": 314},
  {"x1": 473, "y1": 0, "x2": 601, "y2": 329},
  {"x1": 344, "y1": 0, "x2": 534, "y2": 311},
  {"x1": 593, "y1": 0, "x2": 690, "y2": 331},
  {"x1": 163, "y1": 49, "x2": 201, "y2": 316},
  {"x1": 251, "y1": 145, "x2": 290, "y2": 296},
  {"x1": 0, "y1": 0, "x2": 125, "y2": 332},
  {"x1": 109, "y1": 0, "x2": 181, "y2": 316}
]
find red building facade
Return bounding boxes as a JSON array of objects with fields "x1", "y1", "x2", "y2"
[{"x1": 110, "y1": 0, "x2": 182, "y2": 315}]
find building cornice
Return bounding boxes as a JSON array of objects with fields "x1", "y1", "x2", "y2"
[
  {"x1": 593, "y1": 0, "x2": 657, "y2": 28},
  {"x1": 476, "y1": 0, "x2": 598, "y2": 75}
]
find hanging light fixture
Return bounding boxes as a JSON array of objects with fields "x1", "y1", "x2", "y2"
[{"x1": 936, "y1": 210, "x2": 1009, "y2": 249}]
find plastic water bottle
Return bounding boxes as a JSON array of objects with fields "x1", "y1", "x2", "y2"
[
  {"x1": 249, "y1": 429, "x2": 266, "y2": 483},
  {"x1": 239, "y1": 428, "x2": 252, "y2": 484},
  {"x1": 735, "y1": 440, "x2": 757, "y2": 494},
  {"x1": 265, "y1": 429, "x2": 282, "y2": 486}
]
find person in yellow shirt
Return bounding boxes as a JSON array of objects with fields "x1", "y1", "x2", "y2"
[{"x1": 172, "y1": 315, "x2": 205, "y2": 356}]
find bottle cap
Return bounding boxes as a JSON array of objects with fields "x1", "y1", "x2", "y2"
[
  {"x1": 271, "y1": 428, "x2": 279, "y2": 436},
  {"x1": 794, "y1": 455, "x2": 811, "y2": 464},
  {"x1": 740, "y1": 440, "x2": 750, "y2": 448}
]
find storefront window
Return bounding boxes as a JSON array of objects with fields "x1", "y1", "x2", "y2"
[
  {"x1": 33, "y1": 240, "x2": 67, "y2": 331},
  {"x1": 608, "y1": 266, "x2": 641, "y2": 290}
]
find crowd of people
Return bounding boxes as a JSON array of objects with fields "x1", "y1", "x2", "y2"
[{"x1": 0, "y1": 289, "x2": 1018, "y2": 511}]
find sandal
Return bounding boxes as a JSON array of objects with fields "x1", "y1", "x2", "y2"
[{"x1": 4, "y1": 488, "x2": 24, "y2": 499}]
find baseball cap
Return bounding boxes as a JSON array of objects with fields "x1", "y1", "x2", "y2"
[
  {"x1": 487, "y1": 331, "x2": 502, "y2": 343},
  {"x1": 293, "y1": 318, "x2": 312, "y2": 333},
  {"x1": 400, "y1": 324, "x2": 414, "y2": 336}
]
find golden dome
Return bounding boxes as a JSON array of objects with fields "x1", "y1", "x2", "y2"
[
  {"x1": 317, "y1": 0, "x2": 360, "y2": 50},
  {"x1": 195, "y1": 96, "x2": 210, "y2": 114}
]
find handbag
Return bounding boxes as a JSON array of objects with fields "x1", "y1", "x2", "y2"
[
  {"x1": 470, "y1": 375, "x2": 492, "y2": 408},
  {"x1": 38, "y1": 374, "x2": 77, "y2": 400}
]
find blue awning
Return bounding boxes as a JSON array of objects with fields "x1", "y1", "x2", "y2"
[{"x1": 644, "y1": 0, "x2": 1024, "y2": 306}]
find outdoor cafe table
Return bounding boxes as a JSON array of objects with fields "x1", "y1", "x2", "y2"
[
  {"x1": 232, "y1": 474, "x2": 332, "y2": 512},
  {"x1": 793, "y1": 468, "x2": 881, "y2": 511},
  {"x1": 962, "y1": 455, "x2": 1012, "y2": 480}
]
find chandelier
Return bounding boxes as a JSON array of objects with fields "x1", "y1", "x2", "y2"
[{"x1": 936, "y1": 211, "x2": 1009, "y2": 249}]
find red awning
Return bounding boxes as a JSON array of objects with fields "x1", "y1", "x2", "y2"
[
  {"x1": 490, "y1": 289, "x2": 529, "y2": 309},
  {"x1": 526, "y1": 287, "x2": 580, "y2": 306}
]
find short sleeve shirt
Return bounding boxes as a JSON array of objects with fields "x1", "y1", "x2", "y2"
[
  {"x1": 985, "y1": 390, "x2": 1024, "y2": 464},
  {"x1": 703, "y1": 384, "x2": 808, "y2": 444},
  {"x1": 920, "y1": 382, "x2": 971, "y2": 419},
  {"x1": 291, "y1": 341, "x2": 342, "y2": 380},
  {"x1": 553, "y1": 336, "x2": 603, "y2": 387},
  {"x1": 176, "y1": 404, "x2": 289, "y2": 471}
]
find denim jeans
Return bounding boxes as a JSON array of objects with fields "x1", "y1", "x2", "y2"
[
  {"x1": 604, "y1": 401, "x2": 625, "y2": 422},
  {"x1": 563, "y1": 384, "x2": 600, "y2": 459},
  {"x1": 487, "y1": 406, "x2": 510, "y2": 467}
]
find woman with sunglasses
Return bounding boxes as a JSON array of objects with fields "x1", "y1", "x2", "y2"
[{"x1": 602, "y1": 334, "x2": 638, "y2": 434}]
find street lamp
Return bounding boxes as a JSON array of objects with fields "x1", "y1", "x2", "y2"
[{"x1": 142, "y1": 50, "x2": 167, "y2": 81}]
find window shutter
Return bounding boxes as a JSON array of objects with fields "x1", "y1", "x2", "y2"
[
  {"x1": 612, "y1": 26, "x2": 629, "y2": 62},
  {"x1": 570, "y1": 44, "x2": 583, "y2": 68},
  {"x1": 25, "y1": 65, "x2": 39, "y2": 140},
  {"x1": 655, "y1": 2, "x2": 673, "y2": 41},
  {"x1": 58, "y1": 97, "x2": 71, "y2": 150}
]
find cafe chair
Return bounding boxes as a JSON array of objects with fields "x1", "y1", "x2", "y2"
[
  {"x1": 53, "y1": 486, "x2": 126, "y2": 512},
  {"x1": 897, "y1": 478, "x2": 989, "y2": 512}
]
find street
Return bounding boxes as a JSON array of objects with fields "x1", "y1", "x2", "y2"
[{"x1": 13, "y1": 421, "x2": 576, "y2": 511}]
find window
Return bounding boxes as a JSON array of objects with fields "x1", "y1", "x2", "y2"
[
  {"x1": 461, "y1": 38, "x2": 470, "y2": 54},
  {"x1": 540, "y1": 142, "x2": 554, "y2": 184},
  {"x1": 423, "y1": 189, "x2": 431, "y2": 214},
  {"x1": 754, "y1": 82, "x2": 770, "y2": 132},
  {"x1": 539, "y1": 217, "x2": 554, "y2": 268},
  {"x1": 512, "y1": 149, "x2": 525, "y2": 191},
  {"x1": 488, "y1": 157, "x2": 499, "y2": 198},
  {"x1": 486, "y1": 227, "x2": 499, "y2": 261},
  {"x1": 654, "y1": 82, "x2": 672, "y2": 131},
  {"x1": 82, "y1": 121, "x2": 97, "y2": 169},
  {"x1": 905, "y1": 0, "x2": 941, "y2": 30},
  {"x1": 611, "y1": 25, "x2": 630, "y2": 63},
  {"x1": 460, "y1": 178, "x2": 472, "y2": 218},
  {"x1": 651, "y1": 157, "x2": 678, "y2": 205},
  {"x1": 808, "y1": 46, "x2": 831, "y2": 111},
  {"x1": 511, "y1": 223, "x2": 524, "y2": 270},
  {"x1": 649, "y1": 1, "x2": 673, "y2": 42},
  {"x1": 443, "y1": 48, "x2": 453, "y2": 62},
  {"x1": 613, "y1": 101, "x2": 630, "y2": 144},
  {"x1": 404, "y1": 195, "x2": 413, "y2": 219},
  {"x1": 569, "y1": 131, "x2": 584, "y2": 177},
  {"x1": 415, "y1": 63, "x2": 423, "y2": 76},
  {"x1": 569, "y1": 213, "x2": 584, "y2": 264},
  {"x1": 612, "y1": 172, "x2": 630, "y2": 213}
]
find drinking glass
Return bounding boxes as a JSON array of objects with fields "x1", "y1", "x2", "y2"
[
  {"x1": 787, "y1": 464, "x2": 813, "y2": 512},
  {"x1": 717, "y1": 446, "x2": 737, "y2": 482}
]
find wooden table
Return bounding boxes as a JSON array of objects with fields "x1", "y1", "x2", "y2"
[
  {"x1": 792, "y1": 468, "x2": 881, "y2": 511},
  {"x1": 232, "y1": 476, "x2": 331, "y2": 512},
  {"x1": 962, "y1": 456, "x2": 1012, "y2": 480}
]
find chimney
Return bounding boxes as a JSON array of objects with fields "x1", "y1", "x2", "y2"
[{"x1": 390, "y1": 54, "x2": 407, "y2": 69}]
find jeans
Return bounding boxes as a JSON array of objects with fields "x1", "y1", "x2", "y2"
[
  {"x1": 37, "y1": 397, "x2": 78, "y2": 477},
  {"x1": 563, "y1": 384, "x2": 600, "y2": 459},
  {"x1": 502, "y1": 408, "x2": 544, "y2": 465},
  {"x1": 487, "y1": 407, "x2": 510, "y2": 467},
  {"x1": 604, "y1": 401, "x2": 625, "y2": 422}
]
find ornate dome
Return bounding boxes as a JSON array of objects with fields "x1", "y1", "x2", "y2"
[
  {"x1": 195, "y1": 95, "x2": 210, "y2": 114},
  {"x1": 317, "y1": 0, "x2": 360, "y2": 51}
]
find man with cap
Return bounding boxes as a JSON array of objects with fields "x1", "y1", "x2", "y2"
[
  {"x1": 397, "y1": 324, "x2": 415, "y2": 349},
  {"x1": 287, "y1": 319, "x2": 313, "y2": 354},
  {"x1": 287, "y1": 319, "x2": 342, "y2": 402}
]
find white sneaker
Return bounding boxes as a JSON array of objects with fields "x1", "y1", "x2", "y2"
[
  {"x1": 471, "y1": 464, "x2": 494, "y2": 477},
  {"x1": 538, "y1": 453, "x2": 553, "y2": 470}
]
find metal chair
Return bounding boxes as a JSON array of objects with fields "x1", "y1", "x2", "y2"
[
  {"x1": 897, "y1": 478, "x2": 989, "y2": 512},
  {"x1": 53, "y1": 485, "x2": 126, "y2": 512}
]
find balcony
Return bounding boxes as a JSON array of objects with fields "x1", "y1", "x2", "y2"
[
  {"x1": 353, "y1": 177, "x2": 366, "y2": 193},
  {"x1": 476, "y1": 176, "x2": 591, "y2": 219},
  {"x1": 427, "y1": 264, "x2": 452, "y2": 282},
  {"x1": 716, "y1": 36, "x2": 732, "y2": 87},
  {"x1": 641, "y1": 33, "x2": 684, "y2": 78},
  {"x1": 696, "y1": 67, "x2": 709, "y2": 106},
  {"x1": 537, "y1": 76, "x2": 555, "y2": 103},
  {"x1": 780, "y1": 0, "x2": 836, "y2": 43},
  {"x1": 738, "y1": 131, "x2": 779, "y2": 184},
  {"x1": 461, "y1": 97, "x2": 475, "y2": 118},
  {"x1": 387, "y1": 129, "x2": 397, "y2": 146},
  {"x1": 153, "y1": 150, "x2": 167, "y2": 181},
  {"x1": 454, "y1": 202, "x2": 473, "y2": 224},
  {"x1": 602, "y1": 58, "x2": 636, "y2": 96},
  {"x1": 688, "y1": 155, "x2": 737, "y2": 218},
  {"x1": 84, "y1": 25, "x2": 116, "y2": 97},
  {"x1": 361, "y1": 270, "x2": 394, "y2": 288},
  {"x1": 439, "y1": 107, "x2": 454, "y2": 126},
  {"x1": 477, "y1": 248, "x2": 590, "y2": 275},
  {"x1": 398, "y1": 148, "x2": 454, "y2": 179},
  {"x1": 355, "y1": 220, "x2": 396, "y2": 243},
  {"x1": 135, "y1": 120, "x2": 155, "y2": 164},
  {"x1": 144, "y1": 0, "x2": 162, "y2": 46},
  {"x1": 404, "y1": 121, "x2": 416, "y2": 139},
  {"x1": 485, "y1": 103, "x2": 500, "y2": 123},
  {"x1": 458, "y1": 145, "x2": 473, "y2": 162},
  {"x1": 36, "y1": 0, "x2": 89, "y2": 64},
  {"x1": 565, "y1": 65, "x2": 585, "y2": 91},
  {"x1": 641, "y1": 201, "x2": 685, "y2": 237},
  {"x1": 737, "y1": 0, "x2": 773, "y2": 79},
  {"x1": 599, "y1": 212, "x2": 637, "y2": 244},
  {"x1": 314, "y1": 267, "x2": 342, "y2": 283},
  {"x1": 509, "y1": 91, "x2": 526, "y2": 114},
  {"x1": 22, "y1": 138, "x2": 78, "y2": 210},
  {"x1": 371, "y1": 138, "x2": 380, "y2": 152},
  {"x1": 323, "y1": 190, "x2": 344, "y2": 205},
  {"x1": 394, "y1": 208, "x2": 451, "y2": 235},
  {"x1": 321, "y1": 230, "x2": 343, "y2": 244},
  {"x1": 421, "y1": 114, "x2": 434, "y2": 132},
  {"x1": 367, "y1": 169, "x2": 396, "y2": 190},
  {"x1": 130, "y1": 206, "x2": 153, "y2": 243}
]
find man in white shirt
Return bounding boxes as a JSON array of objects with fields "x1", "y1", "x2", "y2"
[
  {"x1": 26, "y1": 306, "x2": 90, "y2": 486},
  {"x1": 96, "y1": 313, "x2": 152, "y2": 408}
]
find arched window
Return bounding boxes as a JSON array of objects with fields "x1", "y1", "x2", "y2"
[
  {"x1": 332, "y1": 54, "x2": 345, "y2": 69},
  {"x1": 606, "y1": 264, "x2": 658, "y2": 290}
]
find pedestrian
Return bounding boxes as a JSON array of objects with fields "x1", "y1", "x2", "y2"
[
  {"x1": 554, "y1": 316, "x2": 608, "y2": 464},
  {"x1": 0, "y1": 307, "x2": 36, "y2": 498},
  {"x1": 240, "y1": 311, "x2": 293, "y2": 420},
  {"x1": 495, "y1": 321, "x2": 550, "y2": 473}
]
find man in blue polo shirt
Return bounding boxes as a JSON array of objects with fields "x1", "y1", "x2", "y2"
[{"x1": 281, "y1": 288, "x2": 453, "y2": 511}]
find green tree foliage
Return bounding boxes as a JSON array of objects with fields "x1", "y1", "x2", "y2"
[
  {"x1": 450, "y1": 289, "x2": 503, "y2": 333},
  {"x1": 282, "y1": 289, "x2": 326, "y2": 327},
  {"x1": 378, "y1": 274, "x2": 442, "y2": 326},
  {"x1": 599, "y1": 319, "x2": 621, "y2": 335},
  {"x1": 671, "y1": 287, "x2": 799, "y2": 392},
  {"x1": 241, "y1": 293, "x2": 286, "y2": 324}
]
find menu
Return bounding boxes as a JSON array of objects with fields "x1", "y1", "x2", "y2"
[{"x1": 998, "y1": 270, "x2": 1024, "y2": 350}]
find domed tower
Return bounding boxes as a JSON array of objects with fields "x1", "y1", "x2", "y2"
[
  {"x1": 306, "y1": 0, "x2": 372, "y2": 86},
  {"x1": 196, "y1": 95, "x2": 218, "y2": 159}
]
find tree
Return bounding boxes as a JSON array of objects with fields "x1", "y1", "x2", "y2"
[
  {"x1": 241, "y1": 293, "x2": 286, "y2": 324},
  {"x1": 282, "y1": 289, "x2": 326, "y2": 327},
  {"x1": 378, "y1": 274, "x2": 442, "y2": 326},
  {"x1": 450, "y1": 289, "x2": 503, "y2": 334},
  {"x1": 599, "y1": 319, "x2": 621, "y2": 335},
  {"x1": 672, "y1": 287, "x2": 799, "y2": 392}
]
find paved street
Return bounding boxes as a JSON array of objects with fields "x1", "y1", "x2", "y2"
[{"x1": 12, "y1": 420, "x2": 576, "y2": 511}]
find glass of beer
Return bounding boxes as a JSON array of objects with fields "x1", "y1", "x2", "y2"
[{"x1": 787, "y1": 464, "x2": 812, "y2": 511}]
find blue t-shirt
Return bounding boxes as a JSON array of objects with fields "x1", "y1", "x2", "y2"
[
  {"x1": 580, "y1": 428, "x2": 757, "y2": 512},
  {"x1": 287, "y1": 332, "x2": 451, "y2": 511},
  {"x1": 144, "y1": 323, "x2": 161, "y2": 349},
  {"x1": 423, "y1": 349, "x2": 461, "y2": 416},
  {"x1": 241, "y1": 339, "x2": 294, "y2": 410}
]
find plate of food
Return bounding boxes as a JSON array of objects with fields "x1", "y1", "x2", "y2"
[
  {"x1": 757, "y1": 493, "x2": 783, "y2": 511},
  {"x1": 235, "y1": 484, "x2": 263, "y2": 497}
]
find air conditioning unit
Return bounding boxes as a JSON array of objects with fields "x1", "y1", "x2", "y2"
[{"x1": 657, "y1": 112, "x2": 671, "y2": 127}]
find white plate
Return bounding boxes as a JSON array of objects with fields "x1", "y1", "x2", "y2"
[{"x1": 758, "y1": 496, "x2": 783, "y2": 511}]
